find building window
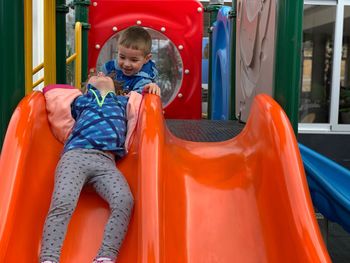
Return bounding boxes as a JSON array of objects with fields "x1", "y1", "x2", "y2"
[
  {"x1": 300, "y1": 5, "x2": 336, "y2": 124},
  {"x1": 339, "y1": 5, "x2": 350, "y2": 124}
]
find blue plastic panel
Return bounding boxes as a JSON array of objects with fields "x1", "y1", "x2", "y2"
[{"x1": 202, "y1": 37, "x2": 209, "y2": 84}]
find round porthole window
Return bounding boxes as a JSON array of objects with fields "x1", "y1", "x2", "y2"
[{"x1": 97, "y1": 27, "x2": 183, "y2": 107}]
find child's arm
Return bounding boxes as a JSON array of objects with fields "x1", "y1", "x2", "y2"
[
  {"x1": 71, "y1": 94, "x2": 89, "y2": 120},
  {"x1": 133, "y1": 61, "x2": 159, "y2": 93},
  {"x1": 101, "y1": 60, "x2": 117, "y2": 75},
  {"x1": 132, "y1": 78, "x2": 153, "y2": 94}
]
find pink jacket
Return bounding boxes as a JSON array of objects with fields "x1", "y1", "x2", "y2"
[{"x1": 43, "y1": 84, "x2": 142, "y2": 151}]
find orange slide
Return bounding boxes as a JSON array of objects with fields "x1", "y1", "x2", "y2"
[{"x1": 0, "y1": 92, "x2": 330, "y2": 262}]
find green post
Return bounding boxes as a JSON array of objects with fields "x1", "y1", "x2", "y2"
[
  {"x1": 274, "y1": 0, "x2": 304, "y2": 133},
  {"x1": 205, "y1": 1, "x2": 223, "y2": 119},
  {"x1": 73, "y1": 0, "x2": 90, "y2": 83},
  {"x1": 0, "y1": 0, "x2": 25, "y2": 149},
  {"x1": 229, "y1": 1, "x2": 237, "y2": 120},
  {"x1": 56, "y1": 0, "x2": 69, "y2": 84}
]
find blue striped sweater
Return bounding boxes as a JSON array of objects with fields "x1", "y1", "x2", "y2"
[{"x1": 64, "y1": 85, "x2": 128, "y2": 158}]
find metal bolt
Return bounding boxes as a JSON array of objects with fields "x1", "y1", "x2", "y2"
[
  {"x1": 178, "y1": 93, "x2": 183, "y2": 98},
  {"x1": 197, "y1": 7, "x2": 203, "y2": 12},
  {"x1": 161, "y1": 27, "x2": 166, "y2": 32},
  {"x1": 112, "y1": 26, "x2": 118, "y2": 32},
  {"x1": 95, "y1": 44, "x2": 100, "y2": 49},
  {"x1": 92, "y1": 2, "x2": 98, "y2": 6},
  {"x1": 178, "y1": 45, "x2": 184, "y2": 50},
  {"x1": 184, "y1": 69, "x2": 190, "y2": 74},
  {"x1": 136, "y1": 20, "x2": 142, "y2": 25}
]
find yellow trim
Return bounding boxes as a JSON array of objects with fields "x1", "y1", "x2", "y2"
[
  {"x1": 44, "y1": 0, "x2": 56, "y2": 85},
  {"x1": 75, "y1": 22, "x2": 82, "y2": 89},
  {"x1": 33, "y1": 62, "x2": 44, "y2": 75},
  {"x1": 24, "y1": 0, "x2": 33, "y2": 94}
]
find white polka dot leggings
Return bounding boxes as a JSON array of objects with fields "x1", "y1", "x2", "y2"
[{"x1": 40, "y1": 149, "x2": 134, "y2": 263}]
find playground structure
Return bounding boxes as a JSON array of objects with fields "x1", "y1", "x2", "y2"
[
  {"x1": 210, "y1": 6, "x2": 234, "y2": 120},
  {"x1": 88, "y1": 0, "x2": 203, "y2": 118},
  {"x1": 208, "y1": 0, "x2": 350, "y2": 239},
  {"x1": 0, "y1": 0, "x2": 349, "y2": 262}
]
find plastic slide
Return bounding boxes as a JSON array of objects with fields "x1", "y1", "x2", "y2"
[
  {"x1": 211, "y1": 6, "x2": 233, "y2": 120},
  {"x1": 299, "y1": 143, "x2": 350, "y2": 233},
  {"x1": 0, "y1": 92, "x2": 330, "y2": 262}
]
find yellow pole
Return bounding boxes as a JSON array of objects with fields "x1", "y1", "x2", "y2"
[
  {"x1": 75, "y1": 22, "x2": 82, "y2": 89},
  {"x1": 44, "y1": 0, "x2": 56, "y2": 85},
  {"x1": 24, "y1": 0, "x2": 33, "y2": 94}
]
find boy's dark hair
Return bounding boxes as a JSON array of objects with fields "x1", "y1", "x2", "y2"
[{"x1": 118, "y1": 26, "x2": 152, "y2": 56}]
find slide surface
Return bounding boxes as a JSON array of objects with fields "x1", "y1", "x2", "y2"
[
  {"x1": 0, "y1": 92, "x2": 330, "y2": 262},
  {"x1": 300, "y1": 143, "x2": 350, "y2": 232}
]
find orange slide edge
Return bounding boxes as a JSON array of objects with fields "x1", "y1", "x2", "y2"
[{"x1": 0, "y1": 92, "x2": 330, "y2": 262}]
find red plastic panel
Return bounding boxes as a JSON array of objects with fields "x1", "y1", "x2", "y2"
[{"x1": 88, "y1": 0, "x2": 203, "y2": 119}]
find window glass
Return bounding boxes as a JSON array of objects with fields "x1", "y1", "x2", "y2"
[
  {"x1": 97, "y1": 28, "x2": 183, "y2": 107},
  {"x1": 300, "y1": 5, "x2": 336, "y2": 123},
  {"x1": 66, "y1": 2, "x2": 75, "y2": 86},
  {"x1": 339, "y1": 6, "x2": 350, "y2": 124}
]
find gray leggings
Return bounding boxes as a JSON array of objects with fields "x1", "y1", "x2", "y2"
[{"x1": 40, "y1": 149, "x2": 134, "y2": 262}]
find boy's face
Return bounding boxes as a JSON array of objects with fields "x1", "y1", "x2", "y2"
[{"x1": 117, "y1": 45, "x2": 151, "y2": 76}]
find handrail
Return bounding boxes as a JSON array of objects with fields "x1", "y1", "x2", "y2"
[
  {"x1": 66, "y1": 53, "x2": 77, "y2": 64},
  {"x1": 65, "y1": 21, "x2": 82, "y2": 89},
  {"x1": 32, "y1": 63, "x2": 44, "y2": 75},
  {"x1": 31, "y1": 22, "x2": 82, "y2": 90},
  {"x1": 74, "y1": 22, "x2": 82, "y2": 89},
  {"x1": 24, "y1": 0, "x2": 33, "y2": 95},
  {"x1": 33, "y1": 77, "x2": 44, "y2": 88},
  {"x1": 43, "y1": 0, "x2": 56, "y2": 86}
]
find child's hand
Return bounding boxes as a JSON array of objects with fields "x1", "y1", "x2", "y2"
[
  {"x1": 144, "y1": 83, "x2": 161, "y2": 97},
  {"x1": 88, "y1": 68, "x2": 97, "y2": 78}
]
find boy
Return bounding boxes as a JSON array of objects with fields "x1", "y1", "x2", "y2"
[
  {"x1": 40, "y1": 73, "x2": 160, "y2": 263},
  {"x1": 101, "y1": 25, "x2": 159, "y2": 95}
]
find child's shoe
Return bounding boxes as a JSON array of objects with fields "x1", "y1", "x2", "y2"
[{"x1": 93, "y1": 257, "x2": 114, "y2": 263}]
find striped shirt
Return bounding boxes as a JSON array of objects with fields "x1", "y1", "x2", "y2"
[{"x1": 64, "y1": 85, "x2": 128, "y2": 158}]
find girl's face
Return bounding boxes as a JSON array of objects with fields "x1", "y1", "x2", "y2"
[
  {"x1": 117, "y1": 45, "x2": 151, "y2": 76},
  {"x1": 88, "y1": 72, "x2": 114, "y2": 91}
]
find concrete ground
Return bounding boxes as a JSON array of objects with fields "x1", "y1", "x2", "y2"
[{"x1": 318, "y1": 215, "x2": 350, "y2": 262}]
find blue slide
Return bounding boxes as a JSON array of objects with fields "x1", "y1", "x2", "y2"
[
  {"x1": 299, "y1": 143, "x2": 350, "y2": 232},
  {"x1": 210, "y1": 6, "x2": 233, "y2": 120}
]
